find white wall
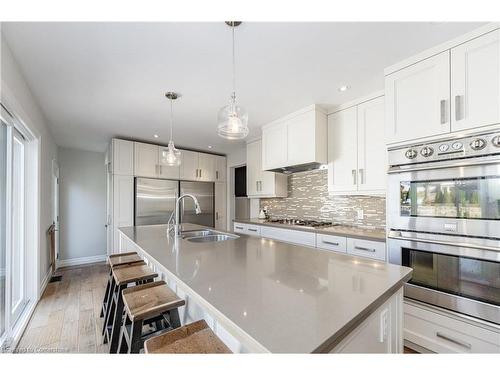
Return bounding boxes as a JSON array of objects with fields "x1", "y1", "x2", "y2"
[
  {"x1": 1, "y1": 32, "x2": 58, "y2": 292},
  {"x1": 58, "y1": 147, "x2": 106, "y2": 262}
]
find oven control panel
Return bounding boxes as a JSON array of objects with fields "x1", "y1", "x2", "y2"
[{"x1": 388, "y1": 131, "x2": 500, "y2": 167}]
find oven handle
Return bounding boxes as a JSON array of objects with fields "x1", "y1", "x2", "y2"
[
  {"x1": 388, "y1": 231, "x2": 500, "y2": 253},
  {"x1": 387, "y1": 157, "x2": 500, "y2": 174}
]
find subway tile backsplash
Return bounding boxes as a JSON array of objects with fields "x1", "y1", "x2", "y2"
[{"x1": 260, "y1": 169, "x2": 386, "y2": 230}]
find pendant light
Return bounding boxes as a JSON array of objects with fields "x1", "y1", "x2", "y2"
[
  {"x1": 163, "y1": 92, "x2": 181, "y2": 166},
  {"x1": 217, "y1": 21, "x2": 249, "y2": 140}
]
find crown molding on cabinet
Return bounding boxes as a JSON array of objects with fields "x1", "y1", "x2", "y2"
[
  {"x1": 385, "y1": 22, "x2": 500, "y2": 76},
  {"x1": 327, "y1": 90, "x2": 384, "y2": 115}
]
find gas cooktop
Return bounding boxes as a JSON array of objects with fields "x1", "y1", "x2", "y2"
[{"x1": 266, "y1": 218, "x2": 334, "y2": 228}]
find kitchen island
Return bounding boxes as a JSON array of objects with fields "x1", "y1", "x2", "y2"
[{"x1": 118, "y1": 224, "x2": 412, "y2": 353}]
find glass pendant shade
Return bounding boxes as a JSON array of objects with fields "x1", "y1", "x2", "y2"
[
  {"x1": 217, "y1": 94, "x2": 249, "y2": 140},
  {"x1": 162, "y1": 140, "x2": 181, "y2": 166}
]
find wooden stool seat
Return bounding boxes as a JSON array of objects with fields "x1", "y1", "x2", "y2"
[
  {"x1": 109, "y1": 252, "x2": 142, "y2": 267},
  {"x1": 122, "y1": 281, "x2": 185, "y2": 321},
  {"x1": 113, "y1": 263, "x2": 158, "y2": 286},
  {"x1": 144, "y1": 320, "x2": 231, "y2": 354}
]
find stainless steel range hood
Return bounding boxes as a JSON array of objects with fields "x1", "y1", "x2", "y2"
[{"x1": 267, "y1": 162, "x2": 324, "y2": 174}]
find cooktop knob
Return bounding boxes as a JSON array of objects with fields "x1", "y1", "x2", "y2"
[
  {"x1": 405, "y1": 149, "x2": 418, "y2": 159},
  {"x1": 492, "y1": 135, "x2": 500, "y2": 148},
  {"x1": 470, "y1": 138, "x2": 486, "y2": 150},
  {"x1": 451, "y1": 141, "x2": 463, "y2": 150},
  {"x1": 420, "y1": 146, "x2": 434, "y2": 157},
  {"x1": 439, "y1": 144, "x2": 449, "y2": 152}
]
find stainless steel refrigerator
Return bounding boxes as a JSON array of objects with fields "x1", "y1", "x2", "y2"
[
  {"x1": 180, "y1": 181, "x2": 214, "y2": 228},
  {"x1": 135, "y1": 177, "x2": 214, "y2": 227}
]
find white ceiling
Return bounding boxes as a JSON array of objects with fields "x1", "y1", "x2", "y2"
[{"x1": 2, "y1": 22, "x2": 485, "y2": 155}]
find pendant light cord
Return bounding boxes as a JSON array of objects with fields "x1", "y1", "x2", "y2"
[
  {"x1": 169, "y1": 98, "x2": 173, "y2": 142},
  {"x1": 232, "y1": 23, "x2": 236, "y2": 100}
]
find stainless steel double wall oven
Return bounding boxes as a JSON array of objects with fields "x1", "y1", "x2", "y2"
[{"x1": 387, "y1": 130, "x2": 500, "y2": 325}]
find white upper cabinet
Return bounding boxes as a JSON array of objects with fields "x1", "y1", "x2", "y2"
[
  {"x1": 451, "y1": 29, "x2": 500, "y2": 132},
  {"x1": 111, "y1": 139, "x2": 134, "y2": 175},
  {"x1": 158, "y1": 146, "x2": 180, "y2": 179},
  {"x1": 262, "y1": 122, "x2": 287, "y2": 170},
  {"x1": 180, "y1": 150, "x2": 199, "y2": 180},
  {"x1": 262, "y1": 105, "x2": 327, "y2": 171},
  {"x1": 385, "y1": 26, "x2": 500, "y2": 144},
  {"x1": 385, "y1": 51, "x2": 451, "y2": 144},
  {"x1": 198, "y1": 153, "x2": 216, "y2": 182},
  {"x1": 215, "y1": 155, "x2": 226, "y2": 182},
  {"x1": 328, "y1": 107, "x2": 358, "y2": 193},
  {"x1": 247, "y1": 139, "x2": 287, "y2": 198},
  {"x1": 357, "y1": 96, "x2": 387, "y2": 193},
  {"x1": 134, "y1": 142, "x2": 159, "y2": 178},
  {"x1": 328, "y1": 95, "x2": 386, "y2": 195}
]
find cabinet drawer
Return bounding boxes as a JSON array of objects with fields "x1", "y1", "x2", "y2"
[
  {"x1": 347, "y1": 238, "x2": 386, "y2": 261},
  {"x1": 316, "y1": 234, "x2": 347, "y2": 253},
  {"x1": 233, "y1": 222, "x2": 247, "y2": 234},
  {"x1": 233, "y1": 222, "x2": 261, "y2": 236},
  {"x1": 260, "y1": 226, "x2": 315, "y2": 247},
  {"x1": 404, "y1": 302, "x2": 500, "y2": 353}
]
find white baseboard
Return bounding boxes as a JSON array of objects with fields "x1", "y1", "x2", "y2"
[
  {"x1": 57, "y1": 254, "x2": 107, "y2": 268},
  {"x1": 39, "y1": 267, "x2": 53, "y2": 298}
]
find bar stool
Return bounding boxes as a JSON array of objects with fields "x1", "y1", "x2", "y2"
[
  {"x1": 144, "y1": 320, "x2": 232, "y2": 354},
  {"x1": 117, "y1": 281, "x2": 185, "y2": 353},
  {"x1": 103, "y1": 261, "x2": 158, "y2": 353},
  {"x1": 100, "y1": 252, "x2": 143, "y2": 319}
]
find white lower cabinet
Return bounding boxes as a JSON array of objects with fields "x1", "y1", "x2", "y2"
[
  {"x1": 260, "y1": 226, "x2": 316, "y2": 247},
  {"x1": 347, "y1": 238, "x2": 386, "y2": 261},
  {"x1": 233, "y1": 222, "x2": 261, "y2": 236},
  {"x1": 404, "y1": 301, "x2": 500, "y2": 353},
  {"x1": 316, "y1": 233, "x2": 347, "y2": 253}
]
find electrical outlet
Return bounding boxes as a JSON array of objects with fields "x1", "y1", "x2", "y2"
[{"x1": 356, "y1": 209, "x2": 364, "y2": 220}]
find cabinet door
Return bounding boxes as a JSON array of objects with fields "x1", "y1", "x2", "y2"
[
  {"x1": 451, "y1": 30, "x2": 500, "y2": 132},
  {"x1": 246, "y1": 140, "x2": 260, "y2": 196},
  {"x1": 112, "y1": 175, "x2": 134, "y2": 253},
  {"x1": 328, "y1": 107, "x2": 358, "y2": 193},
  {"x1": 214, "y1": 182, "x2": 226, "y2": 230},
  {"x1": 262, "y1": 122, "x2": 287, "y2": 170},
  {"x1": 357, "y1": 96, "x2": 387, "y2": 193},
  {"x1": 158, "y1": 146, "x2": 180, "y2": 179},
  {"x1": 198, "y1": 153, "x2": 216, "y2": 181},
  {"x1": 180, "y1": 150, "x2": 199, "y2": 181},
  {"x1": 112, "y1": 139, "x2": 134, "y2": 175},
  {"x1": 134, "y1": 142, "x2": 159, "y2": 178},
  {"x1": 287, "y1": 110, "x2": 316, "y2": 165},
  {"x1": 385, "y1": 51, "x2": 450, "y2": 143},
  {"x1": 215, "y1": 155, "x2": 227, "y2": 182}
]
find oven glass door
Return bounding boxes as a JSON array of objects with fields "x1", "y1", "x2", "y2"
[
  {"x1": 402, "y1": 248, "x2": 500, "y2": 306},
  {"x1": 400, "y1": 175, "x2": 500, "y2": 220}
]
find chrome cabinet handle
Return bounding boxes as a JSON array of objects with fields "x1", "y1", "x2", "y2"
[
  {"x1": 256, "y1": 181, "x2": 258, "y2": 191},
  {"x1": 159, "y1": 165, "x2": 162, "y2": 175},
  {"x1": 436, "y1": 332, "x2": 471, "y2": 349},
  {"x1": 354, "y1": 246, "x2": 376, "y2": 253},
  {"x1": 216, "y1": 212, "x2": 219, "y2": 220},
  {"x1": 440, "y1": 99, "x2": 447, "y2": 124},
  {"x1": 322, "y1": 240, "x2": 340, "y2": 246},
  {"x1": 455, "y1": 95, "x2": 463, "y2": 121},
  {"x1": 235, "y1": 226, "x2": 244, "y2": 230},
  {"x1": 352, "y1": 169, "x2": 357, "y2": 185},
  {"x1": 358, "y1": 169, "x2": 364, "y2": 184},
  {"x1": 216, "y1": 170, "x2": 219, "y2": 180},
  {"x1": 248, "y1": 228, "x2": 258, "y2": 232},
  {"x1": 199, "y1": 169, "x2": 202, "y2": 178}
]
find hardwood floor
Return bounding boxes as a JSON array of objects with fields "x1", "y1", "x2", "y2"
[{"x1": 16, "y1": 262, "x2": 109, "y2": 353}]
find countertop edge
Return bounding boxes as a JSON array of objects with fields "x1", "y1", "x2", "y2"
[
  {"x1": 312, "y1": 272, "x2": 412, "y2": 353},
  {"x1": 233, "y1": 218, "x2": 386, "y2": 243}
]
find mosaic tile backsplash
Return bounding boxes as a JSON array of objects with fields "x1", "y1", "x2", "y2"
[{"x1": 260, "y1": 169, "x2": 386, "y2": 230}]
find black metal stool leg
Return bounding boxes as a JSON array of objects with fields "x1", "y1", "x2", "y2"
[
  {"x1": 102, "y1": 277, "x2": 116, "y2": 336},
  {"x1": 109, "y1": 285, "x2": 126, "y2": 353},
  {"x1": 169, "y1": 308, "x2": 181, "y2": 329},
  {"x1": 129, "y1": 319, "x2": 144, "y2": 354},
  {"x1": 117, "y1": 315, "x2": 130, "y2": 354},
  {"x1": 100, "y1": 270, "x2": 113, "y2": 318}
]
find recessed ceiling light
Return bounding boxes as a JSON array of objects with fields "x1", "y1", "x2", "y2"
[
  {"x1": 338, "y1": 85, "x2": 350, "y2": 92},
  {"x1": 153, "y1": 134, "x2": 159, "y2": 138},
  {"x1": 207, "y1": 145, "x2": 213, "y2": 149}
]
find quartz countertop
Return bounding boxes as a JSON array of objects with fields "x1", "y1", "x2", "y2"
[
  {"x1": 234, "y1": 218, "x2": 386, "y2": 242},
  {"x1": 119, "y1": 224, "x2": 411, "y2": 353}
]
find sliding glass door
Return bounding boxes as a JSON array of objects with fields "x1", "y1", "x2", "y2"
[
  {"x1": 0, "y1": 121, "x2": 6, "y2": 340},
  {"x1": 10, "y1": 128, "x2": 27, "y2": 324}
]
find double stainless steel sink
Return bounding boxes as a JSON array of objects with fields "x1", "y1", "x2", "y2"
[{"x1": 181, "y1": 229, "x2": 239, "y2": 243}]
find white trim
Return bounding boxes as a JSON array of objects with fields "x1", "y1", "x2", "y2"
[
  {"x1": 327, "y1": 90, "x2": 384, "y2": 114},
  {"x1": 56, "y1": 254, "x2": 106, "y2": 268},
  {"x1": 38, "y1": 267, "x2": 52, "y2": 298},
  {"x1": 385, "y1": 23, "x2": 500, "y2": 76}
]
